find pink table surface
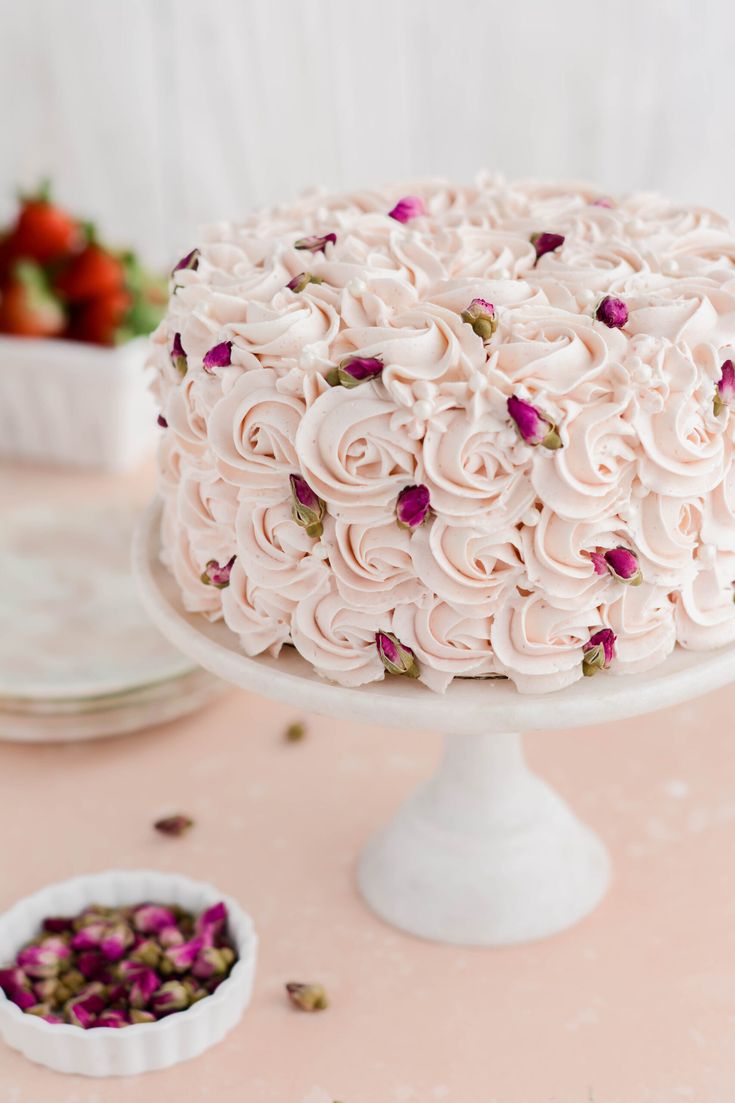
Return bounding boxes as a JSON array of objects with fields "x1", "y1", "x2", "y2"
[{"x1": 2, "y1": 461, "x2": 735, "y2": 1103}]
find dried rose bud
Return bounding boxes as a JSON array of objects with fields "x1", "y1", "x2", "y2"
[
  {"x1": 43, "y1": 1013, "x2": 64, "y2": 1024},
  {"x1": 67, "y1": 991, "x2": 106, "y2": 1029},
  {"x1": 376, "y1": 631, "x2": 420, "y2": 678},
  {"x1": 388, "y1": 196, "x2": 426, "y2": 223},
  {"x1": 191, "y1": 946, "x2": 234, "y2": 980},
  {"x1": 163, "y1": 937, "x2": 203, "y2": 974},
  {"x1": 582, "y1": 628, "x2": 616, "y2": 677},
  {"x1": 130, "y1": 1008, "x2": 156, "y2": 1024},
  {"x1": 182, "y1": 978, "x2": 208, "y2": 1003},
  {"x1": 396, "y1": 484, "x2": 431, "y2": 530},
  {"x1": 26, "y1": 1002, "x2": 54, "y2": 1018},
  {"x1": 157, "y1": 413, "x2": 168, "y2": 428},
  {"x1": 530, "y1": 231, "x2": 565, "y2": 264},
  {"x1": 17, "y1": 939, "x2": 71, "y2": 979},
  {"x1": 57, "y1": 968, "x2": 84, "y2": 995},
  {"x1": 595, "y1": 295, "x2": 628, "y2": 329},
  {"x1": 286, "y1": 981, "x2": 329, "y2": 1012},
  {"x1": 42, "y1": 917, "x2": 73, "y2": 935},
  {"x1": 200, "y1": 555, "x2": 236, "y2": 588},
  {"x1": 195, "y1": 902, "x2": 228, "y2": 945},
  {"x1": 34, "y1": 978, "x2": 59, "y2": 1002},
  {"x1": 100, "y1": 924, "x2": 134, "y2": 962},
  {"x1": 154, "y1": 814, "x2": 194, "y2": 838},
  {"x1": 133, "y1": 905, "x2": 178, "y2": 935},
  {"x1": 0, "y1": 967, "x2": 29, "y2": 994},
  {"x1": 714, "y1": 360, "x2": 735, "y2": 416},
  {"x1": 71, "y1": 924, "x2": 105, "y2": 951},
  {"x1": 327, "y1": 355, "x2": 384, "y2": 389},
  {"x1": 170, "y1": 331, "x2": 187, "y2": 376},
  {"x1": 172, "y1": 248, "x2": 199, "y2": 275},
  {"x1": 76, "y1": 951, "x2": 109, "y2": 981},
  {"x1": 127, "y1": 966, "x2": 161, "y2": 1010},
  {"x1": 150, "y1": 980, "x2": 189, "y2": 1016},
  {"x1": 285, "y1": 721, "x2": 306, "y2": 743},
  {"x1": 6, "y1": 985, "x2": 36, "y2": 1011},
  {"x1": 460, "y1": 298, "x2": 498, "y2": 341},
  {"x1": 289, "y1": 473, "x2": 326, "y2": 538},
  {"x1": 602, "y1": 546, "x2": 642, "y2": 585},
  {"x1": 286, "y1": 271, "x2": 323, "y2": 293},
  {"x1": 158, "y1": 925, "x2": 184, "y2": 947},
  {"x1": 295, "y1": 232, "x2": 337, "y2": 253},
  {"x1": 203, "y1": 340, "x2": 233, "y2": 373},
  {"x1": 507, "y1": 395, "x2": 561, "y2": 450},
  {"x1": 94, "y1": 1009, "x2": 129, "y2": 1029},
  {"x1": 130, "y1": 940, "x2": 162, "y2": 968}
]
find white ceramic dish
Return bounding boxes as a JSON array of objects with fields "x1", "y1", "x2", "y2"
[
  {"x1": 0, "y1": 870, "x2": 257, "y2": 1076},
  {"x1": 0, "y1": 334, "x2": 157, "y2": 471}
]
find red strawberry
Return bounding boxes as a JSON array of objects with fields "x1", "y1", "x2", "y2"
[
  {"x1": 5, "y1": 182, "x2": 79, "y2": 265},
  {"x1": 55, "y1": 242, "x2": 125, "y2": 303},
  {"x1": 0, "y1": 261, "x2": 66, "y2": 337},
  {"x1": 66, "y1": 288, "x2": 131, "y2": 346}
]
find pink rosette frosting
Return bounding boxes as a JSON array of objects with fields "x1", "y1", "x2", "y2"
[{"x1": 151, "y1": 174, "x2": 735, "y2": 694}]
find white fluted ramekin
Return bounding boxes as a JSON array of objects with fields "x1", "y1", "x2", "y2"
[
  {"x1": 0, "y1": 335, "x2": 157, "y2": 471},
  {"x1": 0, "y1": 869, "x2": 257, "y2": 1076}
]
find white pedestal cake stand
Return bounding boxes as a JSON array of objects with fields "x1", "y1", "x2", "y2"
[{"x1": 134, "y1": 500, "x2": 735, "y2": 947}]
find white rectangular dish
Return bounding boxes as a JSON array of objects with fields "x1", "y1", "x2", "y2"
[{"x1": 0, "y1": 334, "x2": 157, "y2": 471}]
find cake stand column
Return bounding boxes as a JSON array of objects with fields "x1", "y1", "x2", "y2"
[{"x1": 357, "y1": 730, "x2": 610, "y2": 946}]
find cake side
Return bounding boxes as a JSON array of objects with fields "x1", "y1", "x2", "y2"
[{"x1": 149, "y1": 175, "x2": 735, "y2": 693}]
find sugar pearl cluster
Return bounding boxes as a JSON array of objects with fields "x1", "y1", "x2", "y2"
[{"x1": 150, "y1": 175, "x2": 735, "y2": 694}]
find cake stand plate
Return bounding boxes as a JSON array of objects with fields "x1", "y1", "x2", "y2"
[{"x1": 134, "y1": 499, "x2": 735, "y2": 946}]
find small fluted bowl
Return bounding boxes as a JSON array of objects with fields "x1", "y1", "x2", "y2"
[{"x1": 0, "y1": 869, "x2": 257, "y2": 1076}]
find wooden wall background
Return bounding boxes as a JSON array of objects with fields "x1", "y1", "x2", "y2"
[{"x1": 1, "y1": 0, "x2": 733, "y2": 267}]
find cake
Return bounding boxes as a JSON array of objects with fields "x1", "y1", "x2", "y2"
[{"x1": 149, "y1": 175, "x2": 735, "y2": 694}]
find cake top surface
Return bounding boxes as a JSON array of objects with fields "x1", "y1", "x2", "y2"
[{"x1": 150, "y1": 175, "x2": 735, "y2": 693}]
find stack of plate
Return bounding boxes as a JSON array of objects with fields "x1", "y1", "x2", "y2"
[{"x1": 0, "y1": 503, "x2": 224, "y2": 742}]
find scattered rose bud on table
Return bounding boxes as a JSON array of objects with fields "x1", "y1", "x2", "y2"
[
  {"x1": 286, "y1": 981, "x2": 329, "y2": 1011},
  {"x1": 154, "y1": 814, "x2": 194, "y2": 837},
  {"x1": 285, "y1": 722, "x2": 307, "y2": 743}
]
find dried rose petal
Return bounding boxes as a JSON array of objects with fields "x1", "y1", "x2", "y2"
[
  {"x1": 714, "y1": 360, "x2": 735, "y2": 416},
  {"x1": 202, "y1": 340, "x2": 232, "y2": 373},
  {"x1": 200, "y1": 555, "x2": 236, "y2": 588},
  {"x1": 295, "y1": 232, "x2": 337, "y2": 253},
  {"x1": 530, "y1": 231, "x2": 565, "y2": 263},
  {"x1": 286, "y1": 271, "x2": 323, "y2": 293},
  {"x1": 582, "y1": 628, "x2": 616, "y2": 677},
  {"x1": 460, "y1": 298, "x2": 498, "y2": 341},
  {"x1": 591, "y1": 196, "x2": 615, "y2": 208},
  {"x1": 507, "y1": 395, "x2": 561, "y2": 450},
  {"x1": 157, "y1": 413, "x2": 168, "y2": 428},
  {"x1": 195, "y1": 902, "x2": 228, "y2": 946},
  {"x1": 154, "y1": 814, "x2": 194, "y2": 838},
  {"x1": 290, "y1": 473, "x2": 326, "y2": 538},
  {"x1": 589, "y1": 551, "x2": 607, "y2": 576},
  {"x1": 396, "y1": 484, "x2": 431, "y2": 530},
  {"x1": 376, "y1": 631, "x2": 419, "y2": 678},
  {"x1": 285, "y1": 981, "x2": 328, "y2": 1012},
  {"x1": 328, "y1": 355, "x2": 384, "y2": 389},
  {"x1": 172, "y1": 248, "x2": 199, "y2": 275},
  {"x1": 388, "y1": 196, "x2": 426, "y2": 223},
  {"x1": 595, "y1": 295, "x2": 628, "y2": 329}
]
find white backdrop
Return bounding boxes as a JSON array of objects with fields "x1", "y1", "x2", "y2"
[{"x1": 1, "y1": 0, "x2": 733, "y2": 267}]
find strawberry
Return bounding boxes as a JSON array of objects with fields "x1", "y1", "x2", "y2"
[
  {"x1": 0, "y1": 261, "x2": 66, "y2": 337},
  {"x1": 55, "y1": 241, "x2": 125, "y2": 303},
  {"x1": 5, "y1": 181, "x2": 79, "y2": 265},
  {"x1": 66, "y1": 288, "x2": 132, "y2": 345}
]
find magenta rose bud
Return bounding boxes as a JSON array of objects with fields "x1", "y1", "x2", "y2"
[
  {"x1": 150, "y1": 980, "x2": 190, "y2": 1016},
  {"x1": 200, "y1": 555, "x2": 236, "y2": 588},
  {"x1": 376, "y1": 631, "x2": 420, "y2": 678},
  {"x1": 71, "y1": 924, "x2": 105, "y2": 951},
  {"x1": 589, "y1": 551, "x2": 607, "y2": 576},
  {"x1": 714, "y1": 359, "x2": 735, "y2": 416},
  {"x1": 460, "y1": 298, "x2": 498, "y2": 341},
  {"x1": 93, "y1": 1009, "x2": 129, "y2": 1029},
  {"x1": 396, "y1": 484, "x2": 431, "y2": 530},
  {"x1": 604, "y1": 546, "x2": 642, "y2": 585},
  {"x1": 154, "y1": 813, "x2": 193, "y2": 837},
  {"x1": 388, "y1": 195, "x2": 426, "y2": 223},
  {"x1": 17, "y1": 940, "x2": 70, "y2": 979},
  {"x1": 42, "y1": 917, "x2": 73, "y2": 934},
  {"x1": 507, "y1": 395, "x2": 561, "y2": 450},
  {"x1": 133, "y1": 905, "x2": 178, "y2": 935},
  {"x1": 286, "y1": 271, "x2": 323, "y2": 293},
  {"x1": 68, "y1": 992, "x2": 106, "y2": 1029},
  {"x1": 328, "y1": 355, "x2": 384, "y2": 389},
  {"x1": 289, "y1": 473, "x2": 326, "y2": 538},
  {"x1": 195, "y1": 902, "x2": 228, "y2": 945},
  {"x1": 171, "y1": 331, "x2": 187, "y2": 376},
  {"x1": 595, "y1": 295, "x2": 628, "y2": 329},
  {"x1": 100, "y1": 924, "x2": 133, "y2": 962},
  {"x1": 0, "y1": 967, "x2": 29, "y2": 994},
  {"x1": 530, "y1": 232, "x2": 565, "y2": 264},
  {"x1": 582, "y1": 628, "x2": 616, "y2": 677},
  {"x1": 164, "y1": 937, "x2": 203, "y2": 974},
  {"x1": 8, "y1": 986, "x2": 37, "y2": 1011},
  {"x1": 294, "y1": 232, "x2": 337, "y2": 253},
  {"x1": 202, "y1": 340, "x2": 232, "y2": 373},
  {"x1": 76, "y1": 951, "x2": 108, "y2": 981},
  {"x1": 124, "y1": 964, "x2": 161, "y2": 1009},
  {"x1": 171, "y1": 248, "x2": 199, "y2": 276}
]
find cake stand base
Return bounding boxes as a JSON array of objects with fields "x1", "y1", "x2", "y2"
[{"x1": 357, "y1": 731, "x2": 609, "y2": 945}]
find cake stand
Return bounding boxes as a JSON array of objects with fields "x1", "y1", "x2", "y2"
[{"x1": 134, "y1": 500, "x2": 735, "y2": 947}]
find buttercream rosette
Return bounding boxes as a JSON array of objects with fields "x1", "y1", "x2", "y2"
[{"x1": 150, "y1": 175, "x2": 735, "y2": 693}]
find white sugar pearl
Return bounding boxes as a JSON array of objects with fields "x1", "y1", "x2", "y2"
[
  {"x1": 576, "y1": 289, "x2": 597, "y2": 308},
  {"x1": 626, "y1": 218, "x2": 645, "y2": 234},
  {"x1": 348, "y1": 278, "x2": 367, "y2": 295},
  {"x1": 498, "y1": 267, "x2": 511, "y2": 280},
  {"x1": 662, "y1": 259, "x2": 679, "y2": 276},
  {"x1": 312, "y1": 542, "x2": 330, "y2": 560},
  {"x1": 414, "y1": 381, "x2": 436, "y2": 400},
  {"x1": 413, "y1": 399, "x2": 433, "y2": 420},
  {"x1": 697, "y1": 543, "x2": 716, "y2": 565},
  {"x1": 522, "y1": 509, "x2": 540, "y2": 527},
  {"x1": 468, "y1": 373, "x2": 488, "y2": 394}
]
